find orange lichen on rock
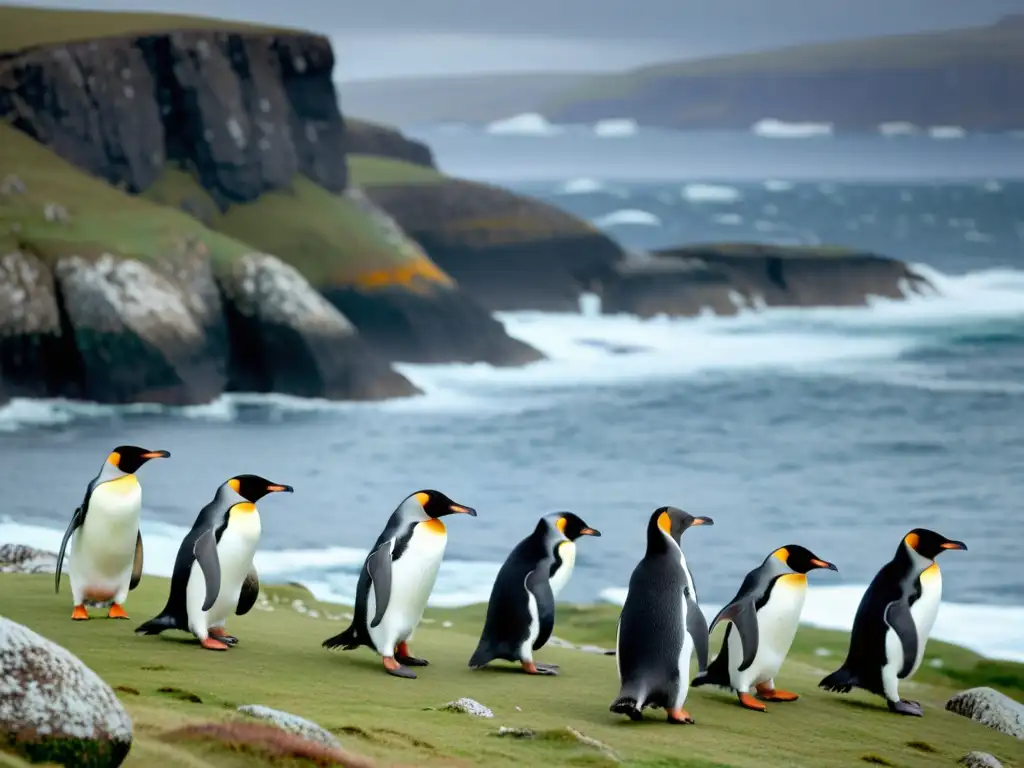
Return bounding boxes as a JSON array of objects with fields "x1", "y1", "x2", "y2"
[{"x1": 350, "y1": 255, "x2": 454, "y2": 291}]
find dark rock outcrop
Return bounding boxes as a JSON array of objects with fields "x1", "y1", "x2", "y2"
[
  {"x1": 594, "y1": 244, "x2": 933, "y2": 317},
  {"x1": 217, "y1": 252, "x2": 418, "y2": 399},
  {"x1": 0, "y1": 30, "x2": 347, "y2": 205},
  {"x1": 344, "y1": 118, "x2": 435, "y2": 168},
  {"x1": 362, "y1": 179, "x2": 627, "y2": 312},
  {"x1": 0, "y1": 616, "x2": 133, "y2": 767}
]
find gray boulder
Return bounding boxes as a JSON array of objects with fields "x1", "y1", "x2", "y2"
[
  {"x1": 959, "y1": 752, "x2": 1003, "y2": 768},
  {"x1": 0, "y1": 617, "x2": 132, "y2": 767},
  {"x1": 438, "y1": 698, "x2": 494, "y2": 718},
  {"x1": 236, "y1": 704, "x2": 341, "y2": 751},
  {"x1": 0, "y1": 544, "x2": 58, "y2": 574},
  {"x1": 946, "y1": 687, "x2": 1024, "y2": 740}
]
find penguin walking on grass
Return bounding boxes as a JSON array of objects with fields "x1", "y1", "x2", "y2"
[
  {"x1": 611, "y1": 506, "x2": 713, "y2": 725},
  {"x1": 691, "y1": 545, "x2": 838, "y2": 711},
  {"x1": 55, "y1": 445, "x2": 170, "y2": 621},
  {"x1": 819, "y1": 528, "x2": 966, "y2": 716},
  {"x1": 135, "y1": 474, "x2": 293, "y2": 650},
  {"x1": 468, "y1": 512, "x2": 601, "y2": 675},
  {"x1": 322, "y1": 490, "x2": 477, "y2": 679}
]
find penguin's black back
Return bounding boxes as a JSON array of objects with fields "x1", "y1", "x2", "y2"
[{"x1": 469, "y1": 522, "x2": 551, "y2": 666}]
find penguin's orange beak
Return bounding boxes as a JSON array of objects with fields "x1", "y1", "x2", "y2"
[
  {"x1": 811, "y1": 558, "x2": 839, "y2": 571},
  {"x1": 941, "y1": 540, "x2": 967, "y2": 551},
  {"x1": 449, "y1": 504, "x2": 477, "y2": 516},
  {"x1": 266, "y1": 484, "x2": 294, "y2": 493},
  {"x1": 580, "y1": 527, "x2": 601, "y2": 537},
  {"x1": 141, "y1": 450, "x2": 170, "y2": 459},
  {"x1": 691, "y1": 516, "x2": 714, "y2": 526}
]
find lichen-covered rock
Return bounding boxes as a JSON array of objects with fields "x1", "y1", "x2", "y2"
[
  {"x1": 959, "y1": 752, "x2": 1003, "y2": 768},
  {"x1": 0, "y1": 250, "x2": 65, "y2": 398},
  {"x1": 0, "y1": 544, "x2": 58, "y2": 574},
  {"x1": 53, "y1": 251, "x2": 226, "y2": 405},
  {"x1": 217, "y1": 252, "x2": 417, "y2": 400},
  {"x1": 0, "y1": 617, "x2": 132, "y2": 767},
  {"x1": 438, "y1": 698, "x2": 493, "y2": 718},
  {"x1": 946, "y1": 687, "x2": 1024, "y2": 740},
  {"x1": 236, "y1": 705, "x2": 341, "y2": 750}
]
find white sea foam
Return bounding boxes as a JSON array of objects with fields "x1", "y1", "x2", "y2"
[
  {"x1": 485, "y1": 112, "x2": 562, "y2": 136},
  {"x1": 929, "y1": 125, "x2": 967, "y2": 139},
  {"x1": 878, "y1": 122, "x2": 920, "y2": 136},
  {"x1": 557, "y1": 177, "x2": 605, "y2": 194},
  {"x1": 592, "y1": 209, "x2": 661, "y2": 227},
  {"x1": 681, "y1": 183, "x2": 742, "y2": 203},
  {"x1": 763, "y1": 179, "x2": 795, "y2": 192},
  {"x1": 592, "y1": 118, "x2": 638, "y2": 137},
  {"x1": 597, "y1": 585, "x2": 1024, "y2": 663},
  {"x1": 751, "y1": 119, "x2": 833, "y2": 138}
]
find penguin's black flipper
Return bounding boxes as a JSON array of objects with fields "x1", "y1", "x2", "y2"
[
  {"x1": 685, "y1": 594, "x2": 711, "y2": 673},
  {"x1": 884, "y1": 599, "x2": 918, "y2": 678},
  {"x1": 236, "y1": 566, "x2": 260, "y2": 616},
  {"x1": 526, "y1": 567, "x2": 556, "y2": 651},
  {"x1": 366, "y1": 542, "x2": 393, "y2": 629},
  {"x1": 54, "y1": 506, "x2": 86, "y2": 594},
  {"x1": 710, "y1": 599, "x2": 759, "y2": 672},
  {"x1": 194, "y1": 528, "x2": 221, "y2": 612},
  {"x1": 129, "y1": 531, "x2": 144, "y2": 591}
]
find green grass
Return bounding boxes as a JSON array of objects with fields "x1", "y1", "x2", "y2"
[
  {"x1": 348, "y1": 155, "x2": 445, "y2": 186},
  {"x1": 0, "y1": 5, "x2": 293, "y2": 55},
  {"x1": 0, "y1": 124, "x2": 250, "y2": 269},
  {"x1": 551, "y1": 21, "x2": 1024, "y2": 107},
  {"x1": 1, "y1": 574, "x2": 1021, "y2": 768}
]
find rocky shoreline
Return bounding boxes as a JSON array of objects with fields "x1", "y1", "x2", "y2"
[{"x1": 0, "y1": 7, "x2": 937, "y2": 409}]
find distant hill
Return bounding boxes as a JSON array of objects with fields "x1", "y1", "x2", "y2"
[
  {"x1": 337, "y1": 72, "x2": 600, "y2": 126},
  {"x1": 543, "y1": 17, "x2": 1024, "y2": 132}
]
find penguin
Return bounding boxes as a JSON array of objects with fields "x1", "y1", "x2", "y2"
[
  {"x1": 468, "y1": 512, "x2": 601, "y2": 675},
  {"x1": 134, "y1": 474, "x2": 293, "y2": 650},
  {"x1": 691, "y1": 545, "x2": 838, "y2": 711},
  {"x1": 610, "y1": 506, "x2": 714, "y2": 725},
  {"x1": 55, "y1": 445, "x2": 170, "y2": 621},
  {"x1": 819, "y1": 528, "x2": 966, "y2": 716},
  {"x1": 322, "y1": 489, "x2": 477, "y2": 679}
]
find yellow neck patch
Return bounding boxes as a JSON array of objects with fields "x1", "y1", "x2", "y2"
[
  {"x1": 556, "y1": 516, "x2": 568, "y2": 534},
  {"x1": 904, "y1": 532, "x2": 920, "y2": 552},
  {"x1": 415, "y1": 491, "x2": 431, "y2": 507},
  {"x1": 421, "y1": 518, "x2": 446, "y2": 535},
  {"x1": 921, "y1": 562, "x2": 940, "y2": 582},
  {"x1": 778, "y1": 573, "x2": 807, "y2": 586},
  {"x1": 100, "y1": 474, "x2": 139, "y2": 495},
  {"x1": 773, "y1": 548, "x2": 790, "y2": 564},
  {"x1": 107, "y1": 452, "x2": 121, "y2": 468},
  {"x1": 657, "y1": 511, "x2": 672, "y2": 535},
  {"x1": 229, "y1": 502, "x2": 257, "y2": 518}
]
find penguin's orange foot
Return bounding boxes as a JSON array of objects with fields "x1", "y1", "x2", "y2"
[
  {"x1": 755, "y1": 684, "x2": 799, "y2": 702},
  {"x1": 107, "y1": 603, "x2": 129, "y2": 620},
  {"x1": 395, "y1": 641, "x2": 428, "y2": 666},
  {"x1": 209, "y1": 627, "x2": 238, "y2": 646},
  {"x1": 71, "y1": 605, "x2": 89, "y2": 621},
  {"x1": 200, "y1": 637, "x2": 229, "y2": 651},
  {"x1": 521, "y1": 661, "x2": 558, "y2": 676},
  {"x1": 738, "y1": 692, "x2": 768, "y2": 711},
  {"x1": 667, "y1": 707, "x2": 695, "y2": 724},
  {"x1": 382, "y1": 656, "x2": 417, "y2": 679}
]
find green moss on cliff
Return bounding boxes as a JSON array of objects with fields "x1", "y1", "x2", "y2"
[
  {"x1": 348, "y1": 155, "x2": 444, "y2": 185},
  {"x1": 0, "y1": 124, "x2": 249, "y2": 268},
  {"x1": 0, "y1": 6, "x2": 287, "y2": 54},
  {"x1": 0, "y1": 573, "x2": 1021, "y2": 768}
]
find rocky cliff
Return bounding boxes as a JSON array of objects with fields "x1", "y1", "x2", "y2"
[
  {"x1": 344, "y1": 118, "x2": 435, "y2": 168},
  {"x1": 0, "y1": 9, "x2": 543, "y2": 406}
]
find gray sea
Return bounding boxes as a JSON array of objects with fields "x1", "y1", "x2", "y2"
[{"x1": 2, "y1": 126, "x2": 1022, "y2": 662}]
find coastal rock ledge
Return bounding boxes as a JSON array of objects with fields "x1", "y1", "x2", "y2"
[{"x1": 0, "y1": 616, "x2": 133, "y2": 768}]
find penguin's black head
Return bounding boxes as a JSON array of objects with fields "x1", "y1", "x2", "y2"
[
  {"x1": 904, "y1": 528, "x2": 967, "y2": 559},
  {"x1": 773, "y1": 544, "x2": 838, "y2": 574},
  {"x1": 652, "y1": 506, "x2": 714, "y2": 540},
  {"x1": 228, "y1": 474, "x2": 294, "y2": 502},
  {"x1": 413, "y1": 489, "x2": 477, "y2": 519},
  {"x1": 109, "y1": 445, "x2": 170, "y2": 474},
  {"x1": 553, "y1": 512, "x2": 601, "y2": 540}
]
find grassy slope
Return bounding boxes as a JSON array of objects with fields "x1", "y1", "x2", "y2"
[
  {"x1": 550, "y1": 21, "x2": 1024, "y2": 108},
  {"x1": 0, "y1": 124, "x2": 249, "y2": 269},
  {"x1": 0, "y1": 5, "x2": 288, "y2": 54},
  {"x1": 347, "y1": 156, "x2": 445, "y2": 186},
  {"x1": 1, "y1": 574, "x2": 1021, "y2": 768}
]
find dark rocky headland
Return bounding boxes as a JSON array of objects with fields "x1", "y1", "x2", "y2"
[{"x1": 0, "y1": 7, "x2": 934, "y2": 408}]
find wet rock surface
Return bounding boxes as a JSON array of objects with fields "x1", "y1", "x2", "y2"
[
  {"x1": 0, "y1": 616, "x2": 133, "y2": 767},
  {"x1": 946, "y1": 687, "x2": 1024, "y2": 740}
]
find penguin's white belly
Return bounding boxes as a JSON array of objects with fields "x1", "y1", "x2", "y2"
[
  {"x1": 368, "y1": 524, "x2": 446, "y2": 653},
  {"x1": 676, "y1": 592, "x2": 695, "y2": 708},
  {"x1": 549, "y1": 541, "x2": 576, "y2": 599},
  {"x1": 187, "y1": 515, "x2": 261, "y2": 632},
  {"x1": 520, "y1": 574, "x2": 541, "y2": 661},
  {"x1": 881, "y1": 563, "x2": 942, "y2": 701},
  {"x1": 731, "y1": 575, "x2": 806, "y2": 689},
  {"x1": 70, "y1": 480, "x2": 141, "y2": 599}
]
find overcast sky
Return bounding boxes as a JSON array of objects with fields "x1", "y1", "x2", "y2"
[{"x1": 9, "y1": 0, "x2": 1024, "y2": 79}]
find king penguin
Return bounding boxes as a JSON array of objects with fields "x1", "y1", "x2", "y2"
[
  {"x1": 692, "y1": 545, "x2": 838, "y2": 711},
  {"x1": 322, "y1": 490, "x2": 477, "y2": 679},
  {"x1": 468, "y1": 512, "x2": 601, "y2": 675},
  {"x1": 611, "y1": 506, "x2": 713, "y2": 725},
  {"x1": 819, "y1": 528, "x2": 966, "y2": 716},
  {"x1": 134, "y1": 474, "x2": 293, "y2": 650},
  {"x1": 55, "y1": 445, "x2": 170, "y2": 620}
]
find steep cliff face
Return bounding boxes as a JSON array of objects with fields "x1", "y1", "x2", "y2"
[{"x1": 344, "y1": 118, "x2": 435, "y2": 168}]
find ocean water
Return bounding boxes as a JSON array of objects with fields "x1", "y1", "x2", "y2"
[{"x1": 2, "y1": 129, "x2": 1022, "y2": 663}]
